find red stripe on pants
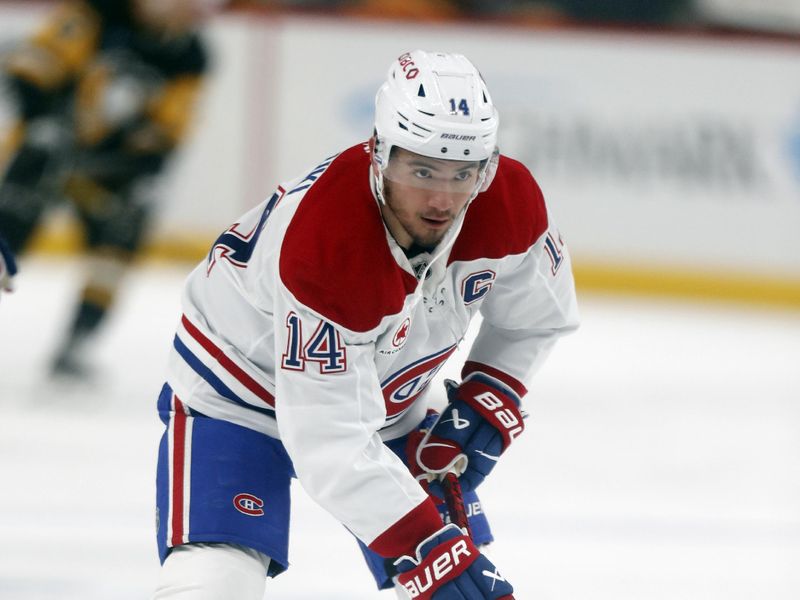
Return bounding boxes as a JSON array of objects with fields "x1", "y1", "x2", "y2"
[{"x1": 170, "y1": 396, "x2": 187, "y2": 547}]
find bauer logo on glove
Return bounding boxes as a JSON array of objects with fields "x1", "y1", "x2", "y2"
[{"x1": 394, "y1": 523, "x2": 514, "y2": 600}]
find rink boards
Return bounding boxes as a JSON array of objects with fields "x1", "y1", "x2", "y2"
[{"x1": 1, "y1": 5, "x2": 799, "y2": 306}]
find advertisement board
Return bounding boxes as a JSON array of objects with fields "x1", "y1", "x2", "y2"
[{"x1": 2, "y1": 7, "x2": 798, "y2": 301}]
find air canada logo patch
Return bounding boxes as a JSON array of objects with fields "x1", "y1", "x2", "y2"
[
  {"x1": 393, "y1": 318, "x2": 411, "y2": 348},
  {"x1": 233, "y1": 493, "x2": 265, "y2": 516}
]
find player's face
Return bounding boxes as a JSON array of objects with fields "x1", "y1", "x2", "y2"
[{"x1": 380, "y1": 148, "x2": 480, "y2": 249}]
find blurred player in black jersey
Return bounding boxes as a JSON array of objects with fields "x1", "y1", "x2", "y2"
[{"x1": 0, "y1": 0, "x2": 220, "y2": 378}]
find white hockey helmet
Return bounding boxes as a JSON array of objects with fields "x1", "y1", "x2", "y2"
[{"x1": 372, "y1": 50, "x2": 500, "y2": 201}]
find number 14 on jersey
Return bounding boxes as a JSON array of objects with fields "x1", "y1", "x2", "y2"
[{"x1": 281, "y1": 312, "x2": 347, "y2": 374}]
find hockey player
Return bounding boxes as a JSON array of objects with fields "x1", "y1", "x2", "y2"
[
  {"x1": 0, "y1": 0, "x2": 216, "y2": 377},
  {"x1": 0, "y1": 233, "x2": 17, "y2": 300},
  {"x1": 154, "y1": 50, "x2": 580, "y2": 598}
]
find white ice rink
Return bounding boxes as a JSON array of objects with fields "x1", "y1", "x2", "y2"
[{"x1": 1, "y1": 257, "x2": 798, "y2": 599}]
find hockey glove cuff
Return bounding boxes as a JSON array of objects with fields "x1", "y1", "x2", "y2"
[{"x1": 395, "y1": 523, "x2": 514, "y2": 599}]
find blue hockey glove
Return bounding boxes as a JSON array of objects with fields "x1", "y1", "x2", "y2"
[
  {"x1": 414, "y1": 374, "x2": 525, "y2": 494},
  {"x1": 0, "y1": 235, "x2": 18, "y2": 298},
  {"x1": 395, "y1": 523, "x2": 514, "y2": 599}
]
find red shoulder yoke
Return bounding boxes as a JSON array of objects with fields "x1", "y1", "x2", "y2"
[
  {"x1": 280, "y1": 144, "x2": 418, "y2": 333},
  {"x1": 449, "y1": 156, "x2": 549, "y2": 264}
]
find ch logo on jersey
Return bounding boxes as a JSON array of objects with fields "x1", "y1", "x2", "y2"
[
  {"x1": 381, "y1": 346, "x2": 457, "y2": 417},
  {"x1": 206, "y1": 187, "x2": 285, "y2": 276},
  {"x1": 392, "y1": 318, "x2": 411, "y2": 348},
  {"x1": 461, "y1": 270, "x2": 496, "y2": 305},
  {"x1": 233, "y1": 493, "x2": 264, "y2": 516}
]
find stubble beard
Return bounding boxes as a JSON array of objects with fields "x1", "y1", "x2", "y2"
[{"x1": 384, "y1": 185, "x2": 450, "y2": 250}]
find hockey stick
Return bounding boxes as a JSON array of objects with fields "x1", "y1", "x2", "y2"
[
  {"x1": 441, "y1": 471, "x2": 472, "y2": 537},
  {"x1": 441, "y1": 471, "x2": 516, "y2": 599}
]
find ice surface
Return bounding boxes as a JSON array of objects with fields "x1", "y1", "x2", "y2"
[{"x1": 1, "y1": 257, "x2": 798, "y2": 599}]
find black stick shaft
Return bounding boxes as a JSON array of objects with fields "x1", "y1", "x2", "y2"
[{"x1": 442, "y1": 472, "x2": 472, "y2": 538}]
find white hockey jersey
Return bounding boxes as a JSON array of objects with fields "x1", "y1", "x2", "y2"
[{"x1": 166, "y1": 142, "x2": 579, "y2": 558}]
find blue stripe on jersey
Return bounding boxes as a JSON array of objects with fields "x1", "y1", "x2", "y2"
[
  {"x1": 173, "y1": 335, "x2": 277, "y2": 419},
  {"x1": 286, "y1": 184, "x2": 311, "y2": 196}
]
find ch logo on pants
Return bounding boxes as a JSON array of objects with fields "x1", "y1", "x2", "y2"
[{"x1": 233, "y1": 493, "x2": 265, "y2": 516}]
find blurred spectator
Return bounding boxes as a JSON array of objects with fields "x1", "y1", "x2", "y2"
[
  {"x1": 532, "y1": 0, "x2": 692, "y2": 25},
  {"x1": 345, "y1": 0, "x2": 461, "y2": 20},
  {"x1": 226, "y1": 0, "x2": 800, "y2": 34},
  {"x1": 0, "y1": 0, "x2": 220, "y2": 379},
  {"x1": 0, "y1": 232, "x2": 17, "y2": 299},
  {"x1": 694, "y1": 0, "x2": 800, "y2": 34},
  {"x1": 230, "y1": 0, "x2": 700, "y2": 28}
]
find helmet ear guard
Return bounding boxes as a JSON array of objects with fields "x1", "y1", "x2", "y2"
[
  {"x1": 479, "y1": 147, "x2": 500, "y2": 193},
  {"x1": 368, "y1": 133, "x2": 387, "y2": 204}
]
